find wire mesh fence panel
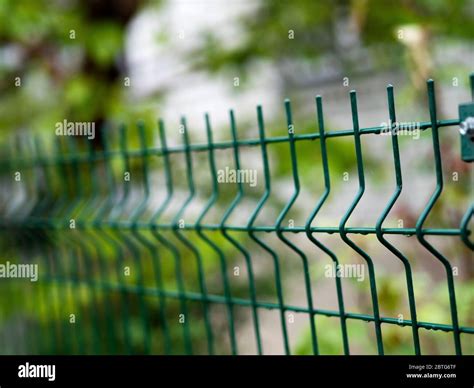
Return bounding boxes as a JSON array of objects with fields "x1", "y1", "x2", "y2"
[{"x1": 0, "y1": 77, "x2": 472, "y2": 355}]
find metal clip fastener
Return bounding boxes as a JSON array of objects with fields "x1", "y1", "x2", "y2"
[
  {"x1": 459, "y1": 116, "x2": 474, "y2": 137},
  {"x1": 459, "y1": 102, "x2": 474, "y2": 162}
]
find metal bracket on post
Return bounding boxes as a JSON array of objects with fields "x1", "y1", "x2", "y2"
[{"x1": 459, "y1": 102, "x2": 474, "y2": 162}]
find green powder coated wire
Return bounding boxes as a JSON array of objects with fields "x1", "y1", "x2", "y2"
[
  {"x1": 247, "y1": 105, "x2": 291, "y2": 354},
  {"x1": 415, "y1": 80, "x2": 461, "y2": 355},
  {"x1": 338, "y1": 90, "x2": 384, "y2": 355},
  {"x1": 195, "y1": 113, "x2": 238, "y2": 355},
  {"x1": 274, "y1": 99, "x2": 318, "y2": 355},
  {"x1": 305, "y1": 95, "x2": 350, "y2": 355},
  {"x1": 219, "y1": 110, "x2": 263, "y2": 354},
  {"x1": 375, "y1": 85, "x2": 420, "y2": 355},
  {"x1": 0, "y1": 76, "x2": 472, "y2": 355}
]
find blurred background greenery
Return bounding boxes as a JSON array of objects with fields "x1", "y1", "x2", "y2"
[{"x1": 0, "y1": 0, "x2": 472, "y2": 355}]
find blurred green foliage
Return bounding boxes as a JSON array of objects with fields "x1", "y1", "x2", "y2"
[{"x1": 0, "y1": 0, "x2": 472, "y2": 355}]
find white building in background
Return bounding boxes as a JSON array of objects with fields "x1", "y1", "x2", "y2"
[
  {"x1": 125, "y1": 0, "x2": 281, "y2": 138},
  {"x1": 125, "y1": 1, "x2": 472, "y2": 135}
]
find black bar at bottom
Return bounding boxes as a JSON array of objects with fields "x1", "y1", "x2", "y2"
[{"x1": 0, "y1": 356, "x2": 472, "y2": 387}]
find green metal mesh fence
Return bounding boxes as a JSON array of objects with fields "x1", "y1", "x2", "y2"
[{"x1": 0, "y1": 77, "x2": 472, "y2": 355}]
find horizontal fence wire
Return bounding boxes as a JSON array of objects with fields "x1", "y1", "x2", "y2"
[{"x1": 0, "y1": 77, "x2": 473, "y2": 355}]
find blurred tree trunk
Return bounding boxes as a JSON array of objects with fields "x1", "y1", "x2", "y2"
[{"x1": 83, "y1": 0, "x2": 143, "y2": 149}]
